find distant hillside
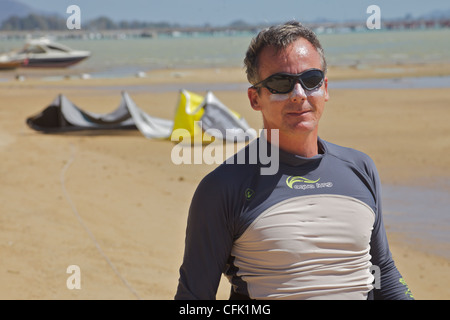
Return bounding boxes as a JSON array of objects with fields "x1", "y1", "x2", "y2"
[
  {"x1": 418, "y1": 8, "x2": 450, "y2": 20},
  {"x1": 1, "y1": 0, "x2": 448, "y2": 31},
  {"x1": 0, "y1": 0, "x2": 35, "y2": 22},
  {"x1": 0, "y1": 0, "x2": 59, "y2": 23}
]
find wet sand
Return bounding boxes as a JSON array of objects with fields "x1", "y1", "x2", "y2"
[{"x1": 0, "y1": 63, "x2": 449, "y2": 299}]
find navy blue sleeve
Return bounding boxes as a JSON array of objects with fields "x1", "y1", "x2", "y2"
[
  {"x1": 367, "y1": 158, "x2": 414, "y2": 300},
  {"x1": 175, "y1": 169, "x2": 235, "y2": 300}
]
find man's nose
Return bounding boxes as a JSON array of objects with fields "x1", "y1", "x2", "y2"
[{"x1": 290, "y1": 82, "x2": 307, "y2": 102}]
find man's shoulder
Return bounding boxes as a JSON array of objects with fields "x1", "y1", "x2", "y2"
[
  {"x1": 198, "y1": 141, "x2": 261, "y2": 189},
  {"x1": 321, "y1": 139, "x2": 376, "y2": 169}
]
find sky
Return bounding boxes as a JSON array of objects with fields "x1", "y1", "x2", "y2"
[{"x1": 14, "y1": 0, "x2": 450, "y2": 26}]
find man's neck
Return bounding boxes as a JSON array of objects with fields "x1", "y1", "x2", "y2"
[{"x1": 265, "y1": 129, "x2": 319, "y2": 158}]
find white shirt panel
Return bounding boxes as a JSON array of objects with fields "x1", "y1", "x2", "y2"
[{"x1": 232, "y1": 194, "x2": 375, "y2": 300}]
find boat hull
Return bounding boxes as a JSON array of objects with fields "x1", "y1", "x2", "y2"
[{"x1": 22, "y1": 56, "x2": 89, "y2": 68}]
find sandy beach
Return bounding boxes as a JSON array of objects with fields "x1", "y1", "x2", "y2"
[{"x1": 0, "y1": 63, "x2": 449, "y2": 300}]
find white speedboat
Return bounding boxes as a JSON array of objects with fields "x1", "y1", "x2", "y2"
[{"x1": 13, "y1": 38, "x2": 90, "y2": 68}]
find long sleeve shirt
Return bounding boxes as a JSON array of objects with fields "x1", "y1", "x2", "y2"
[{"x1": 175, "y1": 137, "x2": 414, "y2": 300}]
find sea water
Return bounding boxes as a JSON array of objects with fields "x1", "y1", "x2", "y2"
[
  {"x1": 382, "y1": 183, "x2": 450, "y2": 259},
  {"x1": 1, "y1": 28, "x2": 449, "y2": 77}
]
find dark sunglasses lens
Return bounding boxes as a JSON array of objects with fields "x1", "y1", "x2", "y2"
[
  {"x1": 301, "y1": 70, "x2": 324, "y2": 89},
  {"x1": 265, "y1": 76, "x2": 294, "y2": 93}
]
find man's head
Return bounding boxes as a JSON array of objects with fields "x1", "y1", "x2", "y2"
[
  {"x1": 244, "y1": 20, "x2": 327, "y2": 85},
  {"x1": 245, "y1": 21, "x2": 329, "y2": 156}
]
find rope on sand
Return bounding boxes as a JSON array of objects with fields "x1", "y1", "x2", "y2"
[{"x1": 60, "y1": 143, "x2": 141, "y2": 300}]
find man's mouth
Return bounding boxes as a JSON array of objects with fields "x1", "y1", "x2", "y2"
[{"x1": 286, "y1": 109, "x2": 311, "y2": 116}]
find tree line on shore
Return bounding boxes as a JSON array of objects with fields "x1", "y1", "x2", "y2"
[{"x1": 1, "y1": 13, "x2": 251, "y2": 31}]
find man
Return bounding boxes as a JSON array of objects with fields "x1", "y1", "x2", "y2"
[{"x1": 175, "y1": 21, "x2": 413, "y2": 300}]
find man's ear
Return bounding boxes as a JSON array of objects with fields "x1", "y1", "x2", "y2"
[
  {"x1": 323, "y1": 77, "x2": 329, "y2": 102},
  {"x1": 248, "y1": 87, "x2": 261, "y2": 111}
]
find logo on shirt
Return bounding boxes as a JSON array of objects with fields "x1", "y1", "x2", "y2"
[
  {"x1": 245, "y1": 188, "x2": 255, "y2": 201},
  {"x1": 286, "y1": 176, "x2": 319, "y2": 188},
  {"x1": 286, "y1": 176, "x2": 333, "y2": 190}
]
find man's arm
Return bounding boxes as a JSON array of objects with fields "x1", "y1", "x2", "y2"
[
  {"x1": 368, "y1": 162, "x2": 414, "y2": 300},
  {"x1": 175, "y1": 172, "x2": 234, "y2": 300}
]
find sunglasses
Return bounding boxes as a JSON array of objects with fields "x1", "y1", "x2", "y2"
[{"x1": 252, "y1": 68, "x2": 325, "y2": 94}]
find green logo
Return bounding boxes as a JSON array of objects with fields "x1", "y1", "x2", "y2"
[
  {"x1": 245, "y1": 188, "x2": 255, "y2": 201},
  {"x1": 286, "y1": 176, "x2": 320, "y2": 189},
  {"x1": 399, "y1": 278, "x2": 414, "y2": 299}
]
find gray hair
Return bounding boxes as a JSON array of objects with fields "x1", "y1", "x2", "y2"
[{"x1": 244, "y1": 20, "x2": 327, "y2": 85}]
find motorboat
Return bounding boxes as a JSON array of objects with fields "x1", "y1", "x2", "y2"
[{"x1": 11, "y1": 38, "x2": 91, "y2": 68}]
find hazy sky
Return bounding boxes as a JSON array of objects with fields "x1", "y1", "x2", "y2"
[{"x1": 15, "y1": 0, "x2": 450, "y2": 25}]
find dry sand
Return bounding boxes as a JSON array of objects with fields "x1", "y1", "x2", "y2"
[{"x1": 0, "y1": 63, "x2": 449, "y2": 300}]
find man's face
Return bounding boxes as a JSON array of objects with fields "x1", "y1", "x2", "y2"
[{"x1": 248, "y1": 37, "x2": 329, "y2": 140}]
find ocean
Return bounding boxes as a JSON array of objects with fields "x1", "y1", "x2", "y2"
[
  {"x1": 1, "y1": 28, "x2": 449, "y2": 77},
  {"x1": 382, "y1": 183, "x2": 450, "y2": 259}
]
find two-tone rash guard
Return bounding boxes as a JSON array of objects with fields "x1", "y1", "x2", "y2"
[{"x1": 175, "y1": 137, "x2": 414, "y2": 300}]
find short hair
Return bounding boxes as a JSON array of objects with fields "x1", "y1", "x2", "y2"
[{"x1": 244, "y1": 20, "x2": 327, "y2": 85}]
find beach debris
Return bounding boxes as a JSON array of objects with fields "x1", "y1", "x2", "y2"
[{"x1": 135, "y1": 71, "x2": 147, "y2": 78}]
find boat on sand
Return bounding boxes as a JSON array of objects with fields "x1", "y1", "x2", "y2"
[{"x1": 1, "y1": 38, "x2": 90, "y2": 69}]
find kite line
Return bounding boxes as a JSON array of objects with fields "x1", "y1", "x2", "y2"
[{"x1": 60, "y1": 143, "x2": 141, "y2": 300}]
